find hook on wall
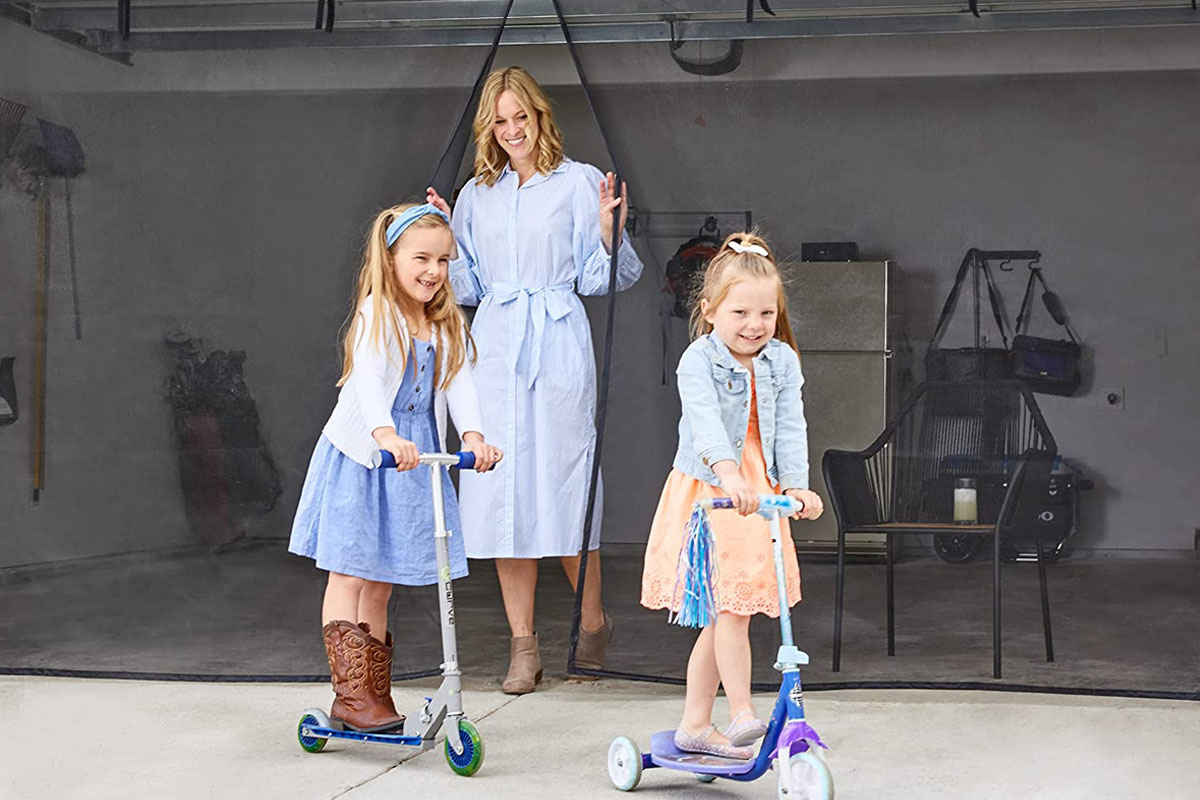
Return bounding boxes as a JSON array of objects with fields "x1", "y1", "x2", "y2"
[
  {"x1": 747, "y1": 0, "x2": 777, "y2": 23},
  {"x1": 315, "y1": 0, "x2": 335, "y2": 32}
]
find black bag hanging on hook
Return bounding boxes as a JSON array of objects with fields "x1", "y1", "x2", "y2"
[
  {"x1": 1009, "y1": 269, "x2": 1083, "y2": 396},
  {"x1": 0, "y1": 357, "x2": 17, "y2": 426},
  {"x1": 925, "y1": 249, "x2": 1013, "y2": 381}
]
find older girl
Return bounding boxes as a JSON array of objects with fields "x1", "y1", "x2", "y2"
[{"x1": 290, "y1": 203, "x2": 501, "y2": 732}]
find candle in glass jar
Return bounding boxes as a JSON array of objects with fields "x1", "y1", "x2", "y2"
[{"x1": 954, "y1": 478, "x2": 978, "y2": 525}]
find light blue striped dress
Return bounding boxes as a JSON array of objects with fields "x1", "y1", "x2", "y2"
[
  {"x1": 450, "y1": 158, "x2": 643, "y2": 559},
  {"x1": 289, "y1": 339, "x2": 468, "y2": 585}
]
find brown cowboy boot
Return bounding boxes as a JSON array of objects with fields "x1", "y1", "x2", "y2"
[
  {"x1": 568, "y1": 611, "x2": 613, "y2": 680},
  {"x1": 501, "y1": 634, "x2": 542, "y2": 695},
  {"x1": 322, "y1": 620, "x2": 406, "y2": 732},
  {"x1": 360, "y1": 622, "x2": 405, "y2": 724}
]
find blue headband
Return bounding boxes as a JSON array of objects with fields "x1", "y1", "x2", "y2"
[{"x1": 385, "y1": 203, "x2": 450, "y2": 247}]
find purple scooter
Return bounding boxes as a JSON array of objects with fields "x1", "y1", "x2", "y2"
[{"x1": 607, "y1": 495, "x2": 834, "y2": 799}]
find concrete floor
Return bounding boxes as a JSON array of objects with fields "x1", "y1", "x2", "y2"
[
  {"x1": 4, "y1": 675, "x2": 1199, "y2": 799},
  {"x1": 3, "y1": 544, "x2": 1199, "y2": 694}
]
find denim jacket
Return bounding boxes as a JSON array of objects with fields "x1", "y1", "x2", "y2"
[{"x1": 673, "y1": 332, "x2": 810, "y2": 490}]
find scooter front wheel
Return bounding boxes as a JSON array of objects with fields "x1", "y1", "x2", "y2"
[
  {"x1": 607, "y1": 736, "x2": 643, "y2": 791},
  {"x1": 777, "y1": 749, "x2": 834, "y2": 800},
  {"x1": 445, "y1": 719, "x2": 484, "y2": 776}
]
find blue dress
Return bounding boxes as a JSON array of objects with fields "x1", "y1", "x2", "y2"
[
  {"x1": 288, "y1": 338, "x2": 468, "y2": 586},
  {"x1": 449, "y1": 158, "x2": 643, "y2": 559}
]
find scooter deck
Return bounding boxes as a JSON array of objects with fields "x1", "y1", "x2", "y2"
[
  {"x1": 648, "y1": 730, "x2": 757, "y2": 776},
  {"x1": 302, "y1": 722, "x2": 427, "y2": 749}
]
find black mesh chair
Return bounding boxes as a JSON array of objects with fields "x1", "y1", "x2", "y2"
[{"x1": 823, "y1": 380, "x2": 1058, "y2": 679}]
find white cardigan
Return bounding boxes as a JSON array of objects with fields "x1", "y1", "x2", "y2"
[{"x1": 322, "y1": 295, "x2": 485, "y2": 468}]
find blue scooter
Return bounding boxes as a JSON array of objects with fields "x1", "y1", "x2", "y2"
[
  {"x1": 296, "y1": 451, "x2": 486, "y2": 777},
  {"x1": 607, "y1": 495, "x2": 834, "y2": 799}
]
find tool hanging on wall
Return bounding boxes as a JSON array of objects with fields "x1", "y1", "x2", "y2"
[
  {"x1": 1, "y1": 101, "x2": 28, "y2": 434},
  {"x1": 37, "y1": 120, "x2": 88, "y2": 339},
  {"x1": 33, "y1": 179, "x2": 49, "y2": 503},
  {"x1": 0, "y1": 358, "x2": 16, "y2": 426},
  {"x1": 0, "y1": 97, "x2": 27, "y2": 182},
  {"x1": 4, "y1": 111, "x2": 88, "y2": 502}
]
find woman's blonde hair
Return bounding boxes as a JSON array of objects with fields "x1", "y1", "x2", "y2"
[
  {"x1": 472, "y1": 66, "x2": 564, "y2": 187},
  {"x1": 338, "y1": 203, "x2": 475, "y2": 390},
  {"x1": 689, "y1": 231, "x2": 800, "y2": 354}
]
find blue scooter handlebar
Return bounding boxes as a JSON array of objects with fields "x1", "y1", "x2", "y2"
[
  {"x1": 700, "y1": 494, "x2": 804, "y2": 516},
  {"x1": 375, "y1": 450, "x2": 493, "y2": 471}
]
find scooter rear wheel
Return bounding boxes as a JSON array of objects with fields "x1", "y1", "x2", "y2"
[
  {"x1": 777, "y1": 748, "x2": 834, "y2": 800},
  {"x1": 297, "y1": 710, "x2": 329, "y2": 754},
  {"x1": 444, "y1": 719, "x2": 484, "y2": 776}
]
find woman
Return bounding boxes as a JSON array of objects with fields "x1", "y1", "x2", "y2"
[{"x1": 427, "y1": 66, "x2": 642, "y2": 694}]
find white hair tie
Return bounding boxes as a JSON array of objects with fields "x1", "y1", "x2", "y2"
[{"x1": 728, "y1": 240, "x2": 768, "y2": 257}]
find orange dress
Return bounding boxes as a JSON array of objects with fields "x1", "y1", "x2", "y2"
[{"x1": 641, "y1": 379, "x2": 802, "y2": 618}]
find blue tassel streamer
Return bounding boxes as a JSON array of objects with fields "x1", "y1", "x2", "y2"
[{"x1": 669, "y1": 504, "x2": 720, "y2": 628}]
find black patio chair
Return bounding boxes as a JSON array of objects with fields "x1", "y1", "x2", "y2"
[{"x1": 823, "y1": 380, "x2": 1058, "y2": 679}]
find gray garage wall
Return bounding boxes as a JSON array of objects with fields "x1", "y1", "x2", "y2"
[{"x1": 2, "y1": 21, "x2": 1198, "y2": 567}]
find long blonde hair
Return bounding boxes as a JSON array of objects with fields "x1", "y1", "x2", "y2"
[
  {"x1": 472, "y1": 66, "x2": 564, "y2": 187},
  {"x1": 689, "y1": 232, "x2": 800, "y2": 354},
  {"x1": 338, "y1": 203, "x2": 474, "y2": 390}
]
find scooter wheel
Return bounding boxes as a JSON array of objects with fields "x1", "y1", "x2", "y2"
[
  {"x1": 696, "y1": 773, "x2": 717, "y2": 783},
  {"x1": 607, "y1": 736, "x2": 643, "y2": 791},
  {"x1": 777, "y1": 748, "x2": 834, "y2": 800},
  {"x1": 445, "y1": 719, "x2": 484, "y2": 777},
  {"x1": 297, "y1": 710, "x2": 329, "y2": 754}
]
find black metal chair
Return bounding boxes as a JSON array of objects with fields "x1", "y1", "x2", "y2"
[{"x1": 823, "y1": 380, "x2": 1058, "y2": 679}]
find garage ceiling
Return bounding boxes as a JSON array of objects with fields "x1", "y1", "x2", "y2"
[{"x1": 4, "y1": 1, "x2": 1199, "y2": 58}]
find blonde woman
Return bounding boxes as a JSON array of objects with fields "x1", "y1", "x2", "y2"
[
  {"x1": 289, "y1": 203, "x2": 502, "y2": 732},
  {"x1": 426, "y1": 66, "x2": 643, "y2": 694}
]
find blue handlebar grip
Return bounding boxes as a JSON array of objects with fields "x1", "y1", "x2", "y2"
[
  {"x1": 701, "y1": 495, "x2": 804, "y2": 516},
  {"x1": 375, "y1": 450, "x2": 494, "y2": 471}
]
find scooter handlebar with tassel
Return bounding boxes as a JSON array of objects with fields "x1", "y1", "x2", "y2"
[{"x1": 697, "y1": 494, "x2": 804, "y2": 518}]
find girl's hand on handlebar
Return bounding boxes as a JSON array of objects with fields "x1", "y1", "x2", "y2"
[
  {"x1": 461, "y1": 432, "x2": 503, "y2": 473},
  {"x1": 714, "y1": 463, "x2": 759, "y2": 516},
  {"x1": 373, "y1": 427, "x2": 419, "y2": 472},
  {"x1": 785, "y1": 488, "x2": 824, "y2": 520}
]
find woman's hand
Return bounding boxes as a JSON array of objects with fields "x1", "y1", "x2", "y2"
[
  {"x1": 713, "y1": 462, "x2": 759, "y2": 516},
  {"x1": 784, "y1": 488, "x2": 824, "y2": 520},
  {"x1": 598, "y1": 172, "x2": 628, "y2": 254},
  {"x1": 425, "y1": 186, "x2": 452, "y2": 217},
  {"x1": 461, "y1": 432, "x2": 503, "y2": 473},
  {"x1": 373, "y1": 427, "x2": 419, "y2": 472}
]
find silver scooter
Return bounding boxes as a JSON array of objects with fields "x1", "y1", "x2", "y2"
[{"x1": 296, "y1": 451, "x2": 485, "y2": 777}]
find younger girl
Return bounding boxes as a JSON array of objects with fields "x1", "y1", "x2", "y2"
[
  {"x1": 641, "y1": 232, "x2": 824, "y2": 759},
  {"x1": 290, "y1": 203, "x2": 502, "y2": 732}
]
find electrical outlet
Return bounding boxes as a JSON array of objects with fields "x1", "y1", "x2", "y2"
[{"x1": 1099, "y1": 387, "x2": 1124, "y2": 410}]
